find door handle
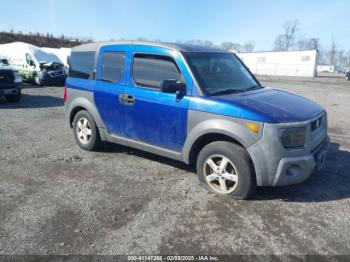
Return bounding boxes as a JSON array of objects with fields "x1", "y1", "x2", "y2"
[{"x1": 119, "y1": 94, "x2": 135, "y2": 105}]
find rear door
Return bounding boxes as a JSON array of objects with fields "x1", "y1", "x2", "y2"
[{"x1": 94, "y1": 45, "x2": 128, "y2": 137}]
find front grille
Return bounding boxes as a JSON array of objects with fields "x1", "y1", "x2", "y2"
[
  {"x1": 49, "y1": 70, "x2": 64, "y2": 77},
  {"x1": 0, "y1": 70, "x2": 14, "y2": 83}
]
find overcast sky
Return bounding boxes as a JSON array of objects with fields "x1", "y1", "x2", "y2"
[{"x1": 1, "y1": 0, "x2": 349, "y2": 51}]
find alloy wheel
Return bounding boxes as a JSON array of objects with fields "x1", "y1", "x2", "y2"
[
  {"x1": 76, "y1": 117, "x2": 92, "y2": 144},
  {"x1": 203, "y1": 154, "x2": 239, "y2": 194}
]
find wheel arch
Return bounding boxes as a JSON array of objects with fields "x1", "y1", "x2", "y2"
[
  {"x1": 67, "y1": 96, "x2": 105, "y2": 130},
  {"x1": 182, "y1": 118, "x2": 261, "y2": 166},
  {"x1": 69, "y1": 105, "x2": 86, "y2": 128},
  {"x1": 187, "y1": 132, "x2": 245, "y2": 165}
]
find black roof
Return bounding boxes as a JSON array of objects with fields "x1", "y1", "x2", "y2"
[{"x1": 72, "y1": 40, "x2": 227, "y2": 53}]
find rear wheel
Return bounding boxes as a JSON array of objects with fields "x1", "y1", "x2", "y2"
[
  {"x1": 196, "y1": 141, "x2": 256, "y2": 200},
  {"x1": 73, "y1": 110, "x2": 102, "y2": 151},
  {"x1": 5, "y1": 90, "x2": 21, "y2": 103}
]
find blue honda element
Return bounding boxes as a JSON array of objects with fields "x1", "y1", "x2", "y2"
[{"x1": 64, "y1": 41, "x2": 329, "y2": 199}]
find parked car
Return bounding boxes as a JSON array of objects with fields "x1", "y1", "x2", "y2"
[
  {"x1": 0, "y1": 61, "x2": 22, "y2": 102},
  {"x1": 36, "y1": 61, "x2": 67, "y2": 86},
  {"x1": 0, "y1": 42, "x2": 66, "y2": 86},
  {"x1": 64, "y1": 41, "x2": 329, "y2": 199}
]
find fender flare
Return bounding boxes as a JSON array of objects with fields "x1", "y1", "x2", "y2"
[
  {"x1": 182, "y1": 118, "x2": 260, "y2": 164},
  {"x1": 67, "y1": 96, "x2": 106, "y2": 130}
]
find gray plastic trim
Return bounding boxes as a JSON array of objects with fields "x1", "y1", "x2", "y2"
[
  {"x1": 182, "y1": 110, "x2": 263, "y2": 164},
  {"x1": 64, "y1": 88, "x2": 106, "y2": 130},
  {"x1": 104, "y1": 133, "x2": 182, "y2": 161},
  {"x1": 247, "y1": 112, "x2": 328, "y2": 186}
]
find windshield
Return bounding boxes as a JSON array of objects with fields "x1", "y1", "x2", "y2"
[
  {"x1": 183, "y1": 52, "x2": 261, "y2": 96},
  {"x1": 32, "y1": 49, "x2": 62, "y2": 64}
]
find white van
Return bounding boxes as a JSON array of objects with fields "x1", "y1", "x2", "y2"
[
  {"x1": 0, "y1": 42, "x2": 66, "y2": 85},
  {"x1": 42, "y1": 47, "x2": 71, "y2": 68}
]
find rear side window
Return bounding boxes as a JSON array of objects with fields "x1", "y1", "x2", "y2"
[
  {"x1": 132, "y1": 54, "x2": 181, "y2": 89},
  {"x1": 101, "y1": 52, "x2": 125, "y2": 83},
  {"x1": 69, "y1": 51, "x2": 95, "y2": 79}
]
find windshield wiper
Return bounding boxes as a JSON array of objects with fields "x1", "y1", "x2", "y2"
[
  {"x1": 209, "y1": 89, "x2": 244, "y2": 96},
  {"x1": 210, "y1": 85, "x2": 263, "y2": 96},
  {"x1": 244, "y1": 85, "x2": 262, "y2": 92}
]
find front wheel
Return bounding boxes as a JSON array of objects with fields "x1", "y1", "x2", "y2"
[
  {"x1": 196, "y1": 141, "x2": 256, "y2": 200},
  {"x1": 72, "y1": 110, "x2": 102, "y2": 151}
]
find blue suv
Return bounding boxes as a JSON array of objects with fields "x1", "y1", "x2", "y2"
[{"x1": 64, "y1": 41, "x2": 329, "y2": 199}]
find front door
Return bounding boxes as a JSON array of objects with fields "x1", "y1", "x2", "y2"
[
  {"x1": 94, "y1": 45, "x2": 128, "y2": 137},
  {"x1": 122, "y1": 46, "x2": 192, "y2": 152}
]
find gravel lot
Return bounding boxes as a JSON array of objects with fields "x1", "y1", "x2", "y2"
[{"x1": 0, "y1": 76, "x2": 350, "y2": 256}]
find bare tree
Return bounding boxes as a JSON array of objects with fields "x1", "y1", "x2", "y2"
[
  {"x1": 220, "y1": 42, "x2": 241, "y2": 51},
  {"x1": 274, "y1": 20, "x2": 299, "y2": 51},
  {"x1": 297, "y1": 36, "x2": 320, "y2": 51},
  {"x1": 242, "y1": 42, "x2": 254, "y2": 52},
  {"x1": 186, "y1": 39, "x2": 214, "y2": 47},
  {"x1": 308, "y1": 38, "x2": 320, "y2": 50},
  {"x1": 296, "y1": 35, "x2": 307, "y2": 50},
  {"x1": 136, "y1": 37, "x2": 148, "y2": 41},
  {"x1": 337, "y1": 50, "x2": 346, "y2": 66},
  {"x1": 345, "y1": 51, "x2": 350, "y2": 67},
  {"x1": 328, "y1": 38, "x2": 337, "y2": 65}
]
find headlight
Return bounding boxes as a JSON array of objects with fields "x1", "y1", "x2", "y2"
[{"x1": 280, "y1": 127, "x2": 306, "y2": 148}]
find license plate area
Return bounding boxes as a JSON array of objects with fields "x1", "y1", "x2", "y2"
[
  {"x1": 0, "y1": 89, "x2": 18, "y2": 95},
  {"x1": 312, "y1": 139, "x2": 329, "y2": 171}
]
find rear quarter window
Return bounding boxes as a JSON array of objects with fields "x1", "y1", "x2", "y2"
[{"x1": 69, "y1": 51, "x2": 95, "y2": 79}]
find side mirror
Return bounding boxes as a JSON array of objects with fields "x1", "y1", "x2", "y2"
[
  {"x1": 1, "y1": 59, "x2": 9, "y2": 65},
  {"x1": 160, "y1": 79, "x2": 186, "y2": 95}
]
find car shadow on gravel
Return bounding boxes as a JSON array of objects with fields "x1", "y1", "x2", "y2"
[
  {"x1": 101, "y1": 142, "x2": 350, "y2": 203},
  {"x1": 252, "y1": 142, "x2": 350, "y2": 203},
  {"x1": 100, "y1": 142, "x2": 196, "y2": 173},
  {"x1": 0, "y1": 93, "x2": 63, "y2": 108}
]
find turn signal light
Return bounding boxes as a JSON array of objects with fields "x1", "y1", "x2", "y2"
[{"x1": 246, "y1": 123, "x2": 259, "y2": 133}]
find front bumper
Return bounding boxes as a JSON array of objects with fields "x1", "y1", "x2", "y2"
[
  {"x1": 272, "y1": 136, "x2": 329, "y2": 186},
  {"x1": 39, "y1": 73, "x2": 66, "y2": 86},
  {"x1": 247, "y1": 112, "x2": 329, "y2": 186},
  {"x1": 0, "y1": 83, "x2": 21, "y2": 96}
]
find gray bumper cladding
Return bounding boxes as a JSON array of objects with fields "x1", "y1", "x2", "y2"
[{"x1": 248, "y1": 113, "x2": 329, "y2": 186}]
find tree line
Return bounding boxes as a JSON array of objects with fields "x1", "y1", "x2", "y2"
[
  {"x1": 0, "y1": 30, "x2": 92, "y2": 48},
  {"x1": 1, "y1": 23, "x2": 349, "y2": 68},
  {"x1": 273, "y1": 20, "x2": 350, "y2": 67}
]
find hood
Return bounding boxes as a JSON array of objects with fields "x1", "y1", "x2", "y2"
[
  {"x1": 192, "y1": 87, "x2": 324, "y2": 123},
  {"x1": 0, "y1": 64, "x2": 13, "y2": 71},
  {"x1": 39, "y1": 62, "x2": 64, "y2": 71}
]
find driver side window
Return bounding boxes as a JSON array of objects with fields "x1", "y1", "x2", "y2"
[{"x1": 132, "y1": 54, "x2": 181, "y2": 89}]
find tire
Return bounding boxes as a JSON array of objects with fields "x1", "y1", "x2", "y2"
[
  {"x1": 196, "y1": 141, "x2": 256, "y2": 200},
  {"x1": 34, "y1": 74, "x2": 42, "y2": 86},
  {"x1": 5, "y1": 90, "x2": 21, "y2": 103},
  {"x1": 72, "y1": 110, "x2": 102, "y2": 151}
]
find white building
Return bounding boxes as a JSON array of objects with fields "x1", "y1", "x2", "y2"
[
  {"x1": 317, "y1": 65, "x2": 334, "y2": 73},
  {"x1": 235, "y1": 50, "x2": 318, "y2": 77}
]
